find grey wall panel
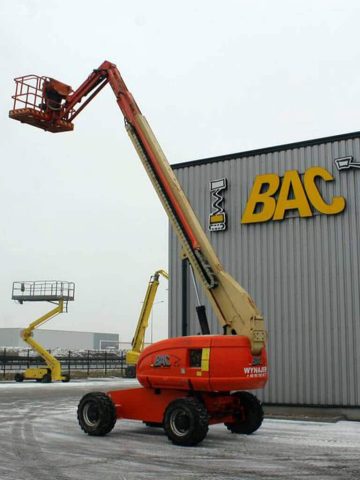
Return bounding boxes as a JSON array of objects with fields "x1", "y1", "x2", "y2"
[
  {"x1": 0, "y1": 329, "x2": 24, "y2": 347},
  {"x1": 33, "y1": 330, "x2": 94, "y2": 350},
  {"x1": 0, "y1": 329, "x2": 119, "y2": 350},
  {"x1": 169, "y1": 135, "x2": 360, "y2": 407}
]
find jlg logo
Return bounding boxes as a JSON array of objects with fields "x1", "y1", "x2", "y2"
[
  {"x1": 154, "y1": 354, "x2": 171, "y2": 367},
  {"x1": 241, "y1": 167, "x2": 346, "y2": 224}
]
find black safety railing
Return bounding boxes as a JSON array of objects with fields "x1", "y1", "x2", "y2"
[
  {"x1": 0, "y1": 348, "x2": 128, "y2": 378},
  {"x1": 12, "y1": 280, "x2": 75, "y2": 302}
]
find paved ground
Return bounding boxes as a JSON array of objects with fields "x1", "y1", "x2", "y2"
[{"x1": 0, "y1": 379, "x2": 359, "y2": 480}]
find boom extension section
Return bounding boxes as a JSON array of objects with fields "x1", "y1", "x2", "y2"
[{"x1": 9, "y1": 62, "x2": 266, "y2": 355}]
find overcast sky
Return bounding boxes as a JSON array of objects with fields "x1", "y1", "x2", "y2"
[{"x1": 1, "y1": 0, "x2": 360, "y2": 343}]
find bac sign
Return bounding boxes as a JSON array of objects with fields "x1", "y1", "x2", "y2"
[{"x1": 241, "y1": 167, "x2": 346, "y2": 224}]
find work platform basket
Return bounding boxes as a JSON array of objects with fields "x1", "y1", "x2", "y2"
[
  {"x1": 9, "y1": 75, "x2": 74, "y2": 133},
  {"x1": 12, "y1": 281, "x2": 75, "y2": 309}
]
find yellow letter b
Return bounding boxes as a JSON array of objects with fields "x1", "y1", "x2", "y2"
[{"x1": 241, "y1": 174, "x2": 280, "y2": 224}]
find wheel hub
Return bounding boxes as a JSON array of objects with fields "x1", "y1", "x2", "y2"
[
  {"x1": 83, "y1": 402, "x2": 100, "y2": 427},
  {"x1": 170, "y1": 409, "x2": 191, "y2": 437}
]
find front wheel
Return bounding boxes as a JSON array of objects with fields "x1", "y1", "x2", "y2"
[
  {"x1": 77, "y1": 392, "x2": 116, "y2": 436},
  {"x1": 61, "y1": 373, "x2": 70, "y2": 383},
  {"x1": 164, "y1": 397, "x2": 208, "y2": 446},
  {"x1": 41, "y1": 373, "x2": 52, "y2": 383},
  {"x1": 124, "y1": 366, "x2": 136, "y2": 378},
  {"x1": 14, "y1": 373, "x2": 24, "y2": 382},
  {"x1": 225, "y1": 391, "x2": 263, "y2": 435}
]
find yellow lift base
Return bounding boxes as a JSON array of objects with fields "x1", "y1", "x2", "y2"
[{"x1": 12, "y1": 281, "x2": 75, "y2": 383}]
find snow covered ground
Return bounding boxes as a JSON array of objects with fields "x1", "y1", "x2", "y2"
[
  {"x1": 0, "y1": 379, "x2": 359, "y2": 480},
  {"x1": 0, "y1": 377, "x2": 133, "y2": 389}
]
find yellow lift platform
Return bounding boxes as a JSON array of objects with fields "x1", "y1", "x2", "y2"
[
  {"x1": 12, "y1": 280, "x2": 75, "y2": 383},
  {"x1": 125, "y1": 270, "x2": 168, "y2": 378}
]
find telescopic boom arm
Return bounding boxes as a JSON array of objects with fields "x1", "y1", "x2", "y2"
[
  {"x1": 9, "y1": 61, "x2": 267, "y2": 355},
  {"x1": 126, "y1": 269, "x2": 168, "y2": 373},
  {"x1": 131, "y1": 270, "x2": 169, "y2": 353}
]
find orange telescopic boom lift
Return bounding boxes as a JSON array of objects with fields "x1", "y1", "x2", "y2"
[{"x1": 9, "y1": 61, "x2": 268, "y2": 445}]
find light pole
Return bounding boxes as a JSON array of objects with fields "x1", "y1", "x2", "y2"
[{"x1": 151, "y1": 300, "x2": 164, "y2": 343}]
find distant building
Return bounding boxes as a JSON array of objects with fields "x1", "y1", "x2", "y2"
[{"x1": 0, "y1": 328, "x2": 119, "y2": 350}]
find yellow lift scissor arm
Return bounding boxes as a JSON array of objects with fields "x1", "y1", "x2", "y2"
[
  {"x1": 125, "y1": 270, "x2": 168, "y2": 377},
  {"x1": 12, "y1": 281, "x2": 74, "y2": 383}
]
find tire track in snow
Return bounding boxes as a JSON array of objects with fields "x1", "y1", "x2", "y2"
[{"x1": 11, "y1": 418, "x2": 72, "y2": 480}]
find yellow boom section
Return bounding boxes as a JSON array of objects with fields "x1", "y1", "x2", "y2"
[
  {"x1": 21, "y1": 301, "x2": 65, "y2": 381},
  {"x1": 126, "y1": 270, "x2": 168, "y2": 369},
  {"x1": 127, "y1": 116, "x2": 267, "y2": 354}
]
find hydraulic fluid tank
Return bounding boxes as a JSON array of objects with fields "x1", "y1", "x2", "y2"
[{"x1": 136, "y1": 335, "x2": 268, "y2": 392}]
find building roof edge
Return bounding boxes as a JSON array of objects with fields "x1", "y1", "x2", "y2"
[{"x1": 171, "y1": 130, "x2": 360, "y2": 169}]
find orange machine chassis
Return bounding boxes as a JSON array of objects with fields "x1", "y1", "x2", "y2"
[{"x1": 77, "y1": 336, "x2": 267, "y2": 445}]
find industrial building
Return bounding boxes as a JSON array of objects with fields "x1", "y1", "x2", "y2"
[
  {"x1": 0, "y1": 328, "x2": 119, "y2": 350},
  {"x1": 169, "y1": 130, "x2": 360, "y2": 409}
]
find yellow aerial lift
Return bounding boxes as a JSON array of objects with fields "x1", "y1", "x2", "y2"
[
  {"x1": 125, "y1": 270, "x2": 168, "y2": 378},
  {"x1": 12, "y1": 281, "x2": 75, "y2": 383}
]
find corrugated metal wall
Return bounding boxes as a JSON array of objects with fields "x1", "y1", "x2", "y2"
[{"x1": 169, "y1": 134, "x2": 360, "y2": 407}]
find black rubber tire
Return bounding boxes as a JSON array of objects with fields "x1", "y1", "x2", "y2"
[
  {"x1": 41, "y1": 373, "x2": 52, "y2": 383},
  {"x1": 164, "y1": 397, "x2": 208, "y2": 446},
  {"x1": 14, "y1": 373, "x2": 24, "y2": 382},
  {"x1": 125, "y1": 366, "x2": 136, "y2": 378},
  {"x1": 77, "y1": 392, "x2": 116, "y2": 436},
  {"x1": 61, "y1": 374, "x2": 70, "y2": 383},
  {"x1": 225, "y1": 391, "x2": 264, "y2": 435}
]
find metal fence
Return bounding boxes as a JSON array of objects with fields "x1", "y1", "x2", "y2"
[{"x1": 0, "y1": 348, "x2": 128, "y2": 378}]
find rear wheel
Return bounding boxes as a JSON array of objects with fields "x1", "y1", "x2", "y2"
[
  {"x1": 77, "y1": 392, "x2": 116, "y2": 436},
  {"x1": 164, "y1": 397, "x2": 208, "y2": 446},
  {"x1": 61, "y1": 373, "x2": 70, "y2": 383},
  {"x1": 225, "y1": 391, "x2": 263, "y2": 434},
  {"x1": 125, "y1": 365, "x2": 136, "y2": 378},
  {"x1": 41, "y1": 373, "x2": 52, "y2": 383},
  {"x1": 14, "y1": 373, "x2": 24, "y2": 382}
]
